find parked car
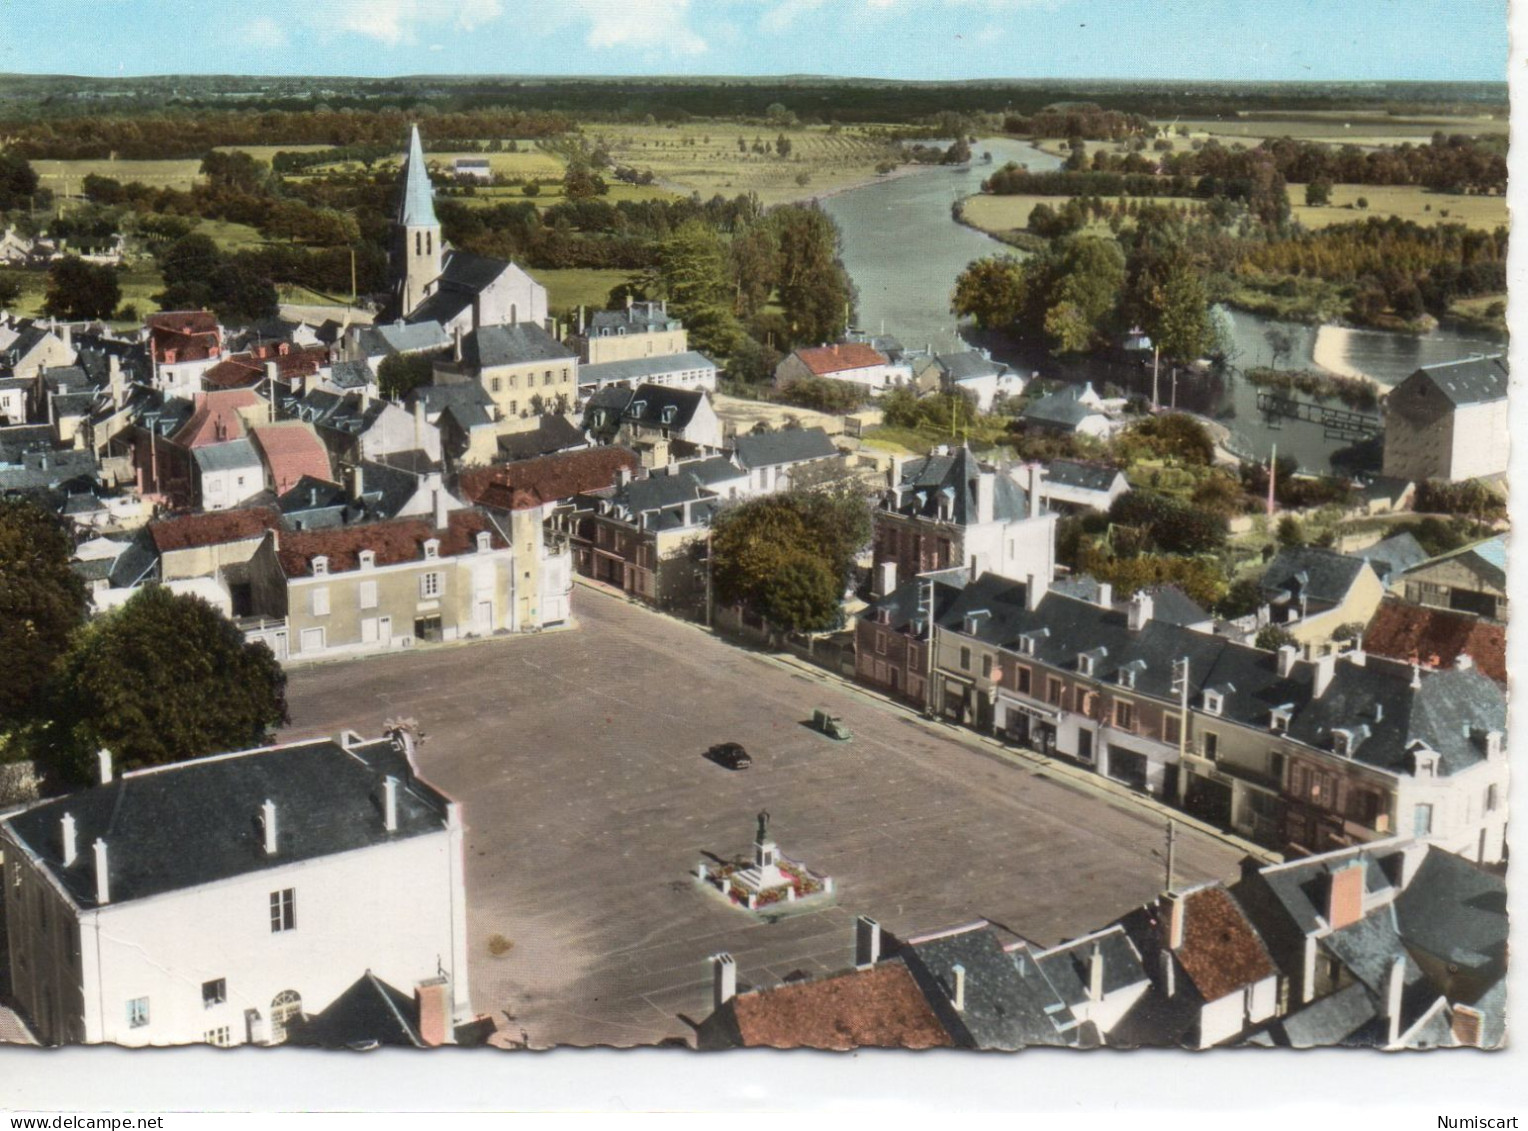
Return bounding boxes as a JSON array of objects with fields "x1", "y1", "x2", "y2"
[
  {"x1": 707, "y1": 742, "x2": 753, "y2": 770},
  {"x1": 811, "y1": 708, "x2": 852, "y2": 741}
]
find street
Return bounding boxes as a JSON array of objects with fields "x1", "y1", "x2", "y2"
[{"x1": 281, "y1": 588, "x2": 1249, "y2": 1047}]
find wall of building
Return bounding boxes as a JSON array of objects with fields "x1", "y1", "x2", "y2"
[
  {"x1": 480, "y1": 360, "x2": 577, "y2": 421},
  {"x1": 1447, "y1": 399, "x2": 1509, "y2": 481},
  {"x1": 584, "y1": 328, "x2": 688, "y2": 366},
  {"x1": 1393, "y1": 757, "x2": 1508, "y2": 865},
  {"x1": 3, "y1": 847, "x2": 87, "y2": 1045},
  {"x1": 159, "y1": 537, "x2": 267, "y2": 583}
]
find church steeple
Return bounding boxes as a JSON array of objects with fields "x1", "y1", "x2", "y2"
[{"x1": 394, "y1": 123, "x2": 442, "y2": 318}]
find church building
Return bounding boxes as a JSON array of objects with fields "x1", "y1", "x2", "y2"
[{"x1": 388, "y1": 126, "x2": 549, "y2": 335}]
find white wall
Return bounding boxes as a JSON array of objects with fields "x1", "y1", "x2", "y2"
[{"x1": 1449, "y1": 400, "x2": 1509, "y2": 481}]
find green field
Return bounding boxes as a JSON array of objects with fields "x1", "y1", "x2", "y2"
[
  {"x1": 532, "y1": 268, "x2": 633, "y2": 315},
  {"x1": 1288, "y1": 183, "x2": 1506, "y2": 231},
  {"x1": 32, "y1": 157, "x2": 204, "y2": 194},
  {"x1": 588, "y1": 121, "x2": 900, "y2": 206}
]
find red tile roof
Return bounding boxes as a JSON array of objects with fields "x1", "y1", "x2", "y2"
[
  {"x1": 146, "y1": 311, "x2": 221, "y2": 365},
  {"x1": 458, "y1": 446, "x2": 640, "y2": 511},
  {"x1": 726, "y1": 963, "x2": 953, "y2": 1050},
  {"x1": 171, "y1": 389, "x2": 261, "y2": 448},
  {"x1": 793, "y1": 342, "x2": 887, "y2": 377},
  {"x1": 201, "y1": 356, "x2": 265, "y2": 390},
  {"x1": 149, "y1": 507, "x2": 280, "y2": 553},
  {"x1": 203, "y1": 345, "x2": 329, "y2": 390},
  {"x1": 1171, "y1": 887, "x2": 1277, "y2": 1004},
  {"x1": 276, "y1": 510, "x2": 505, "y2": 577},
  {"x1": 250, "y1": 423, "x2": 334, "y2": 496},
  {"x1": 1363, "y1": 597, "x2": 1507, "y2": 684}
]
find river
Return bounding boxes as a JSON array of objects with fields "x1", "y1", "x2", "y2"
[{"x1": 823, "y1": 138, "x2": 1505, "y2": 472}]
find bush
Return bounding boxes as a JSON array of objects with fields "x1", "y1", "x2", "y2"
[
  {"x1": 776, "y1": 376, "x2": 864, "y2": 414},
  {"x1": 1255, "y1": 624, "x2": 1299, "y2": 651}
]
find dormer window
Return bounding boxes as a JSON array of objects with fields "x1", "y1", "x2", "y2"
[
  {"x1": 312, "y1": 556, "x2": 329, "y2": 576},
  {"x1": 662, "y1": 405, "x2": 677, "y2": 424},
  {"x1": 1118, "y1": 660, "x2": 1145, "y2": 689},
  {"x1": 1332, "y1": 728, "x2": 1357, "y2": 757},
  {"x1": 1078, "y1": 647, "x2": 1106, "y2": 677},
  {"x1": 423, "y1": 538, "x2": 440, "y2": 561},
  {"x1": 476, "y1": 531, "x2": 493, "y2": 552},
  {"x1": 1202, "y1": 690, "x2": 1223, "y2": 716},
  {"x1": 1270, "y1": 705, "x2": 1292, "y2": 734},
  {"x1": 962, "y1": 610, "x2": 989, "y2": 636},
  {"x1": 359, "y1": 550, "x2": 375, "y2": 570}
]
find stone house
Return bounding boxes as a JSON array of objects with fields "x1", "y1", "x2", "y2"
[
  {"x1": 582, "y1": 383, "x2": 724, "y2": 456},
  {"x1": 1381, "y1": 355, "x2": 1507, "y2": 483},
  {"x1": 1036, "y1": 459, "x2": 1130, "y2": 514},
  {"x1": 570, "y1": 300, "x2": 687, "y2": 365},
  {"x1": 0, "y1": 732, "x2": 472, "y2": 1047},
  {"x1": 855, "y1": 569, "x2": 968, "y2": 708},
  {"x1": 434, "y1": 323, "x2": 578, "y2": 425},
  {"x1": 773, "y1": 341, "x2": 910, "y2": 395},
  {"x1": 729, "y1": 427, "x2": 844, "y2": 497},
  {"x1": 1258, "y1": 546, "x2": 1386, "y2": 647},
  {"x1": 1019, "y1": 383, "x2": 1114, "y2": 437},
  {"x1": 143, "y1": 312, "x2": 222, "y2": 399},
  {"x1": 1395, "y1": 535, "x2": 1506, "y2": 621}
]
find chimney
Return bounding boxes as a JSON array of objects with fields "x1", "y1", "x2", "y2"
[
  {"x1": 1384, "y1": 956, "x2": 1406, "y2": 1046},
  {"x1": 108, "y1": 354, "x2": 124, "y2": 408},
  {"x1": 617, "y1": 465, "x2": 633, "y2": 488},
  {"x1": 415, "y1": 976, "x2": 451, "y2": 1047},
  {"x1": 577, "y1": 305, "x2": 585, "y2": 335},
  {"x1": 1095, "y1": 581, "x2": 1112, "y2": 609},
  {"x1": 1025, "y1": 572, "x2": 1040, "y2": 612},
  {"x1": 1453, "y1": 652, "x2": 1474, "y2": 671},
  {"x1": 1087, "y1": 941, "x2": 1105, "y2": 1003},
  {"x1": 712, "y1": 953, "x2": 737, "y2": 1010},
  {"x1": 383, "y1": 775, "x2": 399, "y2": 832},
  {"x1": 97, "y1": 748, "x2": 113, "y2": 785},
  {"x1": 1160, "y1": 948, "x2": 1176, "y2": 998},
  {"x1": 1128, "y1": 592, "x2": 1155, "y2": 632},
  {"x1": 351, "y1": 463, "x2": 364, "y2": 504},
  {"x1": 1277, "y1": 644, "x2": 1299, "y2": 678},
  {"x1": 875, "y1": 560, "x2": 897, "y2": 599},
  {"x1": 1026, "y1": 463, "x2": 1041, "y2": 518},
  {"x1": 1164, "y1": 891, "x2": 1187, "y2": 950},
  {"x1": 260, "y1": 799, "x2": 278, "y2": 855},
  {"x1": 974, "y1": 471, "x2": 994, "y2": 525},
  {"x1": 1326, "y1": 858, "x2": 1365, "y2": 930},
  {"x1": 1451, "y1": 1004, "x2": 1484, "y2": 1048},
  {"x1": 60, "y1": 323, "x2": 73, "y2": 353},
  {"x1": 264, "y1": 360, "x2": 279, "y2": 386},
  {"x1": 951, "y1": 963, "x2": 967, "y2": 1012},
  {"x1": 855, "y1": 916, "x2": 882, "y2": 969},
  {"x1": 93, "y1": 838, "x2": 110, "y2": 905},
  {"x1": 1313, "y1": 652, "x2": 1337, "y2": 698},
  {"x1": 626, "y1": 292, "x2": 634, "y2": 311},
  {"x1": 61, "y1": 813, "x2": 78, "y2": 867},
  {"x1": 413, "y1": 396, "x2": 426, "y2": 447},
  {"x1": 433, "y1": 487, "x2": 449, "y2": 530},
  {"x1": 452, "y1": 325, "x2": 463, "y2": 363}
]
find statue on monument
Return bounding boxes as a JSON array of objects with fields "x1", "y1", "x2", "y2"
[{"x1": 756, "y1": 809, "x2": 770, "y2": 843}]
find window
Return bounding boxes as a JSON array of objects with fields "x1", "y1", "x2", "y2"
[
  {"x1": 982, "y1": 655, "x2": 993, "y2": 679},
  {"x1": 1163, "y1": 714, "x2": 1181, "y2": 745},
  {"x1": 544, "y1": 370, "x2": 554, "y2": 386},
  {"x1": 1016, "y1": 666, "x2": 1032, "y2": 695},
  {"x1": 270, "y1": 991, "x2": 303, "y2": 1045},
  {"x1": 1046, "y1": 678, "x2": 1064, "y2": 706},
  {"x1": 491, "y1": 377, "x2": 502, "y2": 393},
  {"x1": 1203, "y1": 731, "x2": 1220, "y2": 761},
  {"x1": 875, "y1": 632, "x2": 888, "y2": 656},
  {"x1": 204, "y1": 1027, "x2": 231, "y2": 1047},
  {"x1": 203, "y1": 979, "x2": 226, "y2": 1008},
  {"x1": 1268, "y1": 752, "x2": 1285, "y2": 783},
  {"x1": 1203, "y1": 690, "x2": 1223, "y2": 716},
  {"x1": 1270, "y1": 708, "x2": 1291, "y2": 734},
  {"x1": 359, "y1": 550, "x2": 375, "y2": 570},
  {"x1": 1413, "y1": 804, "x2": 1433, "y2": 837},
  {"x1": 312, "y1": 555, "x2": 328, "y2": 577},
  {"x1": 1486, "y1": 784, "x2": 1499, "y2": 812},
  {"x1": 1114, "y1": 701, "x2": 1134, "y2": 731},
  {"x1": 959, "y1": 646, "x2": 972, "y2": 671},
  {"x1": 310, "y1": 587, "x2": 330, "y2": 617},
  {"x1": 269, "y1": 888, "x2": 296, "y2": 933},
  {"x1": 359, "y1": 580, "x2": 378, "y2": 610},
  {"x1": 423, "y1": 539, "x2": 440, "y2": 560},
  {"x1": 127, "y1": 997, "x2": 150, "y2": 1029},
  {"x1": 420, "y1": 572, "x2": 443, "y2": 599}
]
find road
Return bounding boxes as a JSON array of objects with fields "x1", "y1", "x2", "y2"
[{"x1": 281, "y1": 587, "x2": 1248, "y2": 1047}]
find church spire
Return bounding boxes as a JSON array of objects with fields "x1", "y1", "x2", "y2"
[{"x1": 399, "y1": 123, "x2": 438, "y2": 228}]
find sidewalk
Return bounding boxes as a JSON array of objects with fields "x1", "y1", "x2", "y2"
[{"x1": 572, "y1": 575, "x2": 1280, "y2": 865}]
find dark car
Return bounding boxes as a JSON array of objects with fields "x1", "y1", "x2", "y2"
[{"x1": 707, "y1": 742, "x2": 752, "y2": 770}]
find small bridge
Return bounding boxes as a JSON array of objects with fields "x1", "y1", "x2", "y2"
[{"x1": 1255, "y1": 393, "x2": 1382, "y2": 442}]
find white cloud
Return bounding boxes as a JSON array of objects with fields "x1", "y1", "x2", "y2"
[
  {"x1": 314, "y1": 0, "x2": 504, "y2": 47},
  {"x1": 241, "y1": 16, "x2": 289, "y2": 48},
  {"x1": 573, "y1": 0, "x2": 708, "y2": 57},
  {"x1": 759, "y1": 0, "x2": 830, "y2": 34}
]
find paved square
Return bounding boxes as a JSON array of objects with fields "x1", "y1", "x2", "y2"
[{"x1": 281, "y1": 589, "x2": 1248, "y2": 1047}]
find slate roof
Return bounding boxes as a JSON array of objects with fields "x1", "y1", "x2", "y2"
[
  {"x1": 1405, "y1": 535, "x2": 1508, "y2": 592},
  {"x1": 935, "y1": 350, "x2": 1007, "y2": 381},
  {"x1": 398, "y1": 124, "x2": 438, "y2": 229},
  {"x1": 437, "y1": 249, "x2": 514, "y2": 294},
  {"x1": 900, "y1": 922, "x2": 1079, "y2": 1049},
  {"x1": 1022, "y1": 387, "x2": 1105, "y2": 429},
  {"x1": 327, "y1": 359, "x2": 376, "y2": 389},
  {"x1": 1032, "y1": 926, "x2": 1149, "y2": 1012},
  {"x1": 578, "y1": 351, "x2": 715, "y2": 390},
  {"x1": 1260, "y1": 546, "x2": 1372, "y2": 605},
  {"x1": 718, "y1": 960, "x2": 954, "y2": 1050},
  {"x1": 148, "y1": 507, "x2": 280, "y2": 553},
  {"x1": 1363, "y1": 598, "x2": 1506, "y2": 683},
  {"x1": 276, "y1": 509, "x2": 505, "y2": 576},
  {"x1": 1044, "y1": 459, "x2": 1124, "y2": 492},
  {"x1": 462, "y1": 323, "x2": 574, "y2": 369},
  {"x1": 623, "y1": 385, "x2": 705, "y2": 429},
  {"x1": 791, "y1": 342, "x2": 887, "y2": 376},
  {"x1": 458, "y1": 446, "x2": 640, "y2": 511},
  {"x1": 353, "y1": 321, "x2": 451, "y2": 359},
  {"x1": 1139, "y1": 585, "x2": 1211, "y2": 628},
  {"x1": 0, "y1": 448, "x2": 97, "y2": 494},
  {"x1": 681, "y1": 455, "x2": 748, "y2": 488},
  {"x1": 485, "y1": 417, "x2": 576, "y2": 463},
  {"x1": 403, "y1": 287, "x2": 474, "y2": 328},
  {"x1": 288, "y1": 972, "x2": 424, "y2": 1049},
  {"x1": 731, "y1": 427, "x2": 839, "y2": 470},
  {"x1": 1267, "y1": 981, "x2": 1378, "y2": 1048},
  {"x1": 864, "y1": 571, "x2": 969, "y2": 635},
  {"x1": 587, "y1": 302, "x2": 681, "y2": 335},
  {"x1": 1, "y1": 737, "x2": 449, "y2": 908},
  {"x1": 888, "y1": 446, "x2": 1032, "y2": 525},
  {"x1": 285, "y1": 388, "x2": 388, "y2": 437},
  {"x1": 582, "y1": 469, "x2": 719, "y2": 532},
  {"x1": 0, "y1": 425, "x2": 56, "y2": 464},
  {"x1": 192, "y1": 438, "x2": 261, "y2": 474},
  {"x1": 1352, "y1": 532, "x2": 1428, "y2": 584},
  {"x1": 1392, "y1": 849, "x2": 1507, "y2": 980},
  {"x1": 406, "y1": 379, "x2": 494, "y2": 419},
  {"x1": 1407, "y1": 355, "x2": 1507, "y2": 406},
  {"x1": 1237, "y1": 841, "x2": 1408, "y2": 941}
]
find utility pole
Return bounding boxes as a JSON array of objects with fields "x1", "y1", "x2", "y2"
[
  {"x1": 350, "y1": 247, "x2": 357, "y2": 304},
  {"x1": 704, "y1": 528, "x2": 713, "y2": 629},
  {"x1": 1266, "y1": 442, "x2": 1278, "y2": 518},
  {"x1": 1170, "y1": 366, "x2": 1178, "y2": 411},
  {"x1": 1151, "y1": 343, "x2": 1161, "y2": 409},
  {"x1": 1164, "y1": 819, "x2": 1178, "y2": 893},
  {"x1": 1172, "y1": 655, "x2": 1190, "y2": 807}
]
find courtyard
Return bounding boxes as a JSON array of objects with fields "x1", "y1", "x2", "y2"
[{"x1": 281, "y1": 588, "x2": 1249, "y2": 1048}]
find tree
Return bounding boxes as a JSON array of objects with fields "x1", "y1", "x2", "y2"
[
  {"x1": 157, "y1": 232, "x2": 223, "y2": 288},
  {"x1": 729, "y1": 221, "x2": 780, "y2": 318},
  {"x1": 1215, "y1": 577, "x2": 1264, "y2": 619},
  {"x1": 1255, "y1": 624, "x2": 1298, "y2": 652},
  {"x1": 657, "y1": 220, "x2": 744, "y2": 356},
  {"x1": 1275, "y1": 514, "x2": 1306, "y2": 547},
  {"x1": 45, "y1": 587, "x2": 288, "y2": 783},
  {"x1": 776, "y1": 134, "x2": 793, "y2": 159},
  {"x1": 42, "y1": 256, "x2": 121, "y2": 320},
  {"x1": 770, "y1": 205, "x2": 852, "y2": 347},
  {"x1": 207, "y1": 260, "x2": 279, "y2": 323},
  {"x1": 1149, "y1": 261, "x2": 1212, "y2": 363},
  {"x1": 562, "y1": 164, "x2": 606, "y2": 201},
  {"x1": 377, "y1": 352, "x2": 436, "y2": 400},
  {"x1": 951, "y1": 255, "x2": 1027, "y2": 330},
  {"x1": 0, "y1": 499, "x2": 87, "y2": 729},
  {"x1": 0, "y1": 274, "x2": 20, "y2": 309},
  {"x1": 0, "y1": 151, "x2": 39, "y2": 211},
  {"x1": 1305, "y1": 178, "x2": 1333, "y2": 207}
]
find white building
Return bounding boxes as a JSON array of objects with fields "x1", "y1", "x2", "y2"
[
  {"x1": 192, "y1": 438, "x2": 265, "y2": 512},
  {"x1": 1382, "y1": 356, "x2": 1508, "y2": 483},
  {"x1": 0, "y1": 732, "x2": 472, "y2": 1047},
  {"x1": 774, "y1": 342, "x2": 912, "y2": 396},
  {"x1": 577, "y1": 350, "x2": 719, "y2": 398}
]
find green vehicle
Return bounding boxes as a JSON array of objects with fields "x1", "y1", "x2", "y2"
[{"x1": 811, "y1": 708, "x2": 852, "y2": 741}]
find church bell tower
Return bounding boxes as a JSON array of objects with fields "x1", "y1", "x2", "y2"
[{"x1": 394, "y1": 124, "x2": 442, "y2": 318}]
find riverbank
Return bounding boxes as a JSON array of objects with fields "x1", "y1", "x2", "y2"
[{"x1": 1310, "y1": 326, "x2": 1396, "y2": 388}]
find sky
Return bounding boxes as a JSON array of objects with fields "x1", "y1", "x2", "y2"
[{"x1": 0, "y1": 0, "x2": 1510, "y2": 83}]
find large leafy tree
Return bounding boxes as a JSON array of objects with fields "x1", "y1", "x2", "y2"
[
  {"x1": 43, "y1": 256, "x2": 121, "y2": 320},
  {"x1": 951, "y1": 254, "x2": 1027, "y2": 330},
  {"x1": 0, "y1": 151, "x2": 40, "y2": 211},
  {"x1": 377, "y1": 352, "x2": 435, "y2": 400},
  {"x1": 0, "y1": 499, "x2": 87, "y2": 729},
  {"x1": 46, "y1": 587, "x2": 288, "y2": 782},
  {"x1": 657, "y1": 220, "x2": 744, "y2": 356},
  {"x1": 770, "y1": 205, "x2": 852, "y2": 347},
  {"x1": 710, "y1": 487, "x2": 870, "y2": 633},
  {"x1": 1149, "y1": 261, "x2": 1213, "y2": 363}
]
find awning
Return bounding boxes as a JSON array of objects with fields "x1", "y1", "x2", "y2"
[{"x1": 999, "y1": 695, "x2": 1059, "y2": 723}]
